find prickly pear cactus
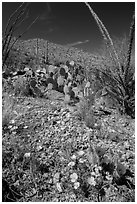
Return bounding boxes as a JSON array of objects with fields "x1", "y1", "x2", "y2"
[
  {"x1": 29, "y1": 77, "x2": 43, "y2": 97},
  {"x1": 47, "y1": 83, "x2": 53, "y2": 90},
  {"x1": 63, "y1": 84, "x2": 69, "y2": 95},
  {"x1": 64, "y1": 94, "x2": 70, "y2": 103},
  {"x1": 57, "y1": 76, "x2": 65, "y2": 86},
  {"x1": 60, "y1": 67, "x2": 66, "y2": 76}
]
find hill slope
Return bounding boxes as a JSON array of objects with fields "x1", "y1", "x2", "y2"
[{"x1": 14, "y1": 38, "x2": 106, "y2": 69}]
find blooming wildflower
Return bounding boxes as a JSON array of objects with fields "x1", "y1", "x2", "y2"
[
  {"x1": 98, "y1": 166, "x2": 102, "y2": 171},
  {"x1": 10, "y1": 119, "x2": 15, "y2": 124},
  {"x1": 94, "y1": 167, "x2": 100, "y2": 175},
  {"x1": 24, "y1": 152, "x2": 31, "y2": 158},
  {"x1": 77, "y1": 150, "x2": 85, "y2": 156},
  {"x1": 71, "y1": 155, "x2": 77, "y2": 160},
  {"x1": 74, "y1": 182, "x2": 80, "y2": 189},
  {"x1": 106, "y1": 174, "x2": 113, "y2": 182},
  {"x1": 53, "y1": 172, "x2": 60, "y2": 183},
  {"x1": 56, "y1": 182, "x2": 62, "y2": 192},
  {"x1": 91, "y1": 171, "x2": 96, "y2": 177},
  {"x1": 79, "y1": 158, "x2": 85, "y2": 163},
  {"x1": 68, "y1": 161, "x2": 75, "y2": 167},
  {"x1": 37, "y1": 145, "x2": 43, "y2": 151},
  {"x1": 70, "y1": 173, "x2": 78, "y2": 182},
  {"x1": 87, "y1": 176, "x2": 96, "y2": 186},
  {"x1": 11, "y1": 126, "x2": 18, "y2": 130}
]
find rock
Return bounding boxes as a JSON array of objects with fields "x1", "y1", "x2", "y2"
[{"x1": 56, "y1": 182, "x2": 62, "y2": 192}]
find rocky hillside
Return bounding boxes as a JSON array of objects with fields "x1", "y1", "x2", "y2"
[
  {"x1": 2, "y1": 92, "x2": 135, "y2": 202},
  {"x1": 2, "y1": 37, "x2": 135, "y2": 202},
  {"x1": 14, "y1": 38, "x2": 106, "y2": 70}
]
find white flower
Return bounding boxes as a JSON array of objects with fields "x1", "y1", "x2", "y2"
[
  {"x1": 24, "y1": 152, "x2": 31, "y2": 158},
  {"x1": 71, "y1": 155, "x2": 77, "y2": 160},
  {"x1": 106, "y1": 173, "x2": 113, "y2": 182},
  {"x1": 87, "y1": 176, "x2": 96, "y2": 186},
  {"x1": 69, "y1": 60, "x2": 75, "y2": 66},
  {"x1": 68, "y1": 161, "x2": 75, "y2": 167},
  {"x1": 98, "y1": 166, "x2": 102, "y2": 171},
  {"x1": 91, "y1": 171, "x2": 96, "y2": 176},
  {"x1": 70, "y1": 173, "x2": 78, "y2": 182},
  {"x1": 79, "y1": 158, "x2": 85, "y2": 163},
  {"x1": 12, "y1": 131, "x2": 16, "y2": 135},
  {"x1": 56, "y1": 182, "x2": 62, "y2": 192},
  {"x1": 53, "y1": 172, "x2": 60, "y2": 183},
  {"x1": 10, "y1": 119, "x2": 15, "y2": 124},
  {"x1": 74, "y1": 182, "x2": 80, "y2": 189},
  {"x1": 94, "y1": 167, "x2": 99, "y2": 174},
  {"x1": 77, "y1": 150, "x2": 85, "y2": 156},
  {"x1": 37, "y1": 145, "x2": 43, "y2": 151},
  {"x1": 11, "y1": 126, "x2": 18, "y2": 130}
]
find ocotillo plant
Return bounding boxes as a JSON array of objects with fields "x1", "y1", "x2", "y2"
[
  {"x1": 85, "y1": 2, "x2": 135, "y2": 118},
  {"x1": 2, "y1": 2, "x2": 39, "y2": 69},
  {"x1": 35, "y1": 38, "x2": 39, "y2": 67},
  {"x1": 46, "y1": 40, "x2": 49, "y2": 64}
]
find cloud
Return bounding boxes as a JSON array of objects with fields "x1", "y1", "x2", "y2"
[
  {"x1": 65, "y1": 40, "x2": 90, "y2": 47},
  {"x1": 39, "y1": 2, "x2": 54, "y2": 21},
  {"x1": 39, "y1": 14, "x2": 53, "y2": 21},
  {"x1": 40, "y1": 26, "x2": 57, "y2": 35}
]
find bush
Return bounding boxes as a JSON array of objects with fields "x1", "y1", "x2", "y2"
[
  {"x1": 13, "y1": 76, "x2": 33, "y2": 97},
  {"x1": 2, "y1": 93, "x2": 16, "y2": 128},
  {"x1": 85, "y1": 3, "x2": 135, "y2": 118},
  {"x1": 76, "y1": 97, "x2": 99, "y2": 129}
]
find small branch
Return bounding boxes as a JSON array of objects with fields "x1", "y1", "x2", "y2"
[
  {"x1": 84, "y1": 2, "x2": 122, "y2": 74},
  {"x1": 4, "y1": 2, "x2": 25, "y2": 36}
]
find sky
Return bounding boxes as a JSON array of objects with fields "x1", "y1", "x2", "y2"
[{"x1": 2, "y1": 2, "x2": 135, "y2": 53}]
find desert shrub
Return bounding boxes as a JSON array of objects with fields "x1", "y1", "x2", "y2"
[
  {"x1": 2, "y1": 78, "x2": 14, "y2": 94},
  {"x1": 85, "y1": 3, "x2": 135, "y2": 118},
  {"x1": 2, "y1": 93, "x2": 16, "y2": 128},
  {"x1": 2, "y1": 2, "x2": 39, "y2": 69},
  {"x1": 13, "y1": 76, "x2": 32, "y2": 97},
  {"x1": 76, "y1": 97, "x2": 97, "y2": 127}
]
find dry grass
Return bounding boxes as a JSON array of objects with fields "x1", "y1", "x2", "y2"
[
  {"x1": 13, "y1": 76, "x2": 30, "y2": 96},
  {"x1": 2, "y1": 93, "x2": 16, "y2": 128}
]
